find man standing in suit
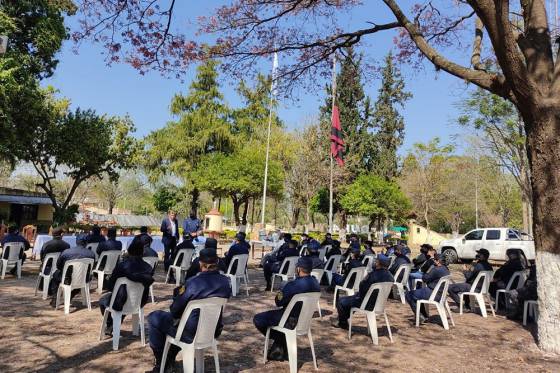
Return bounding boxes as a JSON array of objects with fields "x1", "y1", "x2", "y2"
[{"x1": 160, "y1": 210, "x2": 179, "y2": 273}]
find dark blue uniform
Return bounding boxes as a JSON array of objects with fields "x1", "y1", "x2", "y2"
[
  {"x1": 325, "y1": 246, "x2": 342, "y2": 260},
  {"x1": 99, "y1": 256, "x2": 155, "y2": 327},
  {"x1": 222, "y1": 240, "x2": 250, "y2": 274},
  {"x1": 331, "y1": 258, "x2": 364, "y2": 288},
  {"x1": 263, "y1": 246, "x2": 299, "y2": 286},
  {"x1": 96, "y1": 238, "x2": 123, "y2": 256},
  {"x1": 1, "y1": 233, "x2": 30, "y2": 264},
  {"x1": 132, "y1": 232, "x2": 153, "y2": 248},
  {"x1": 148, "y1": 270, "x2": 231, "y2": 364},
  {"x1": 161, "y1": 217, "x2": 179, "y2": 271},
  {"x1": 448, "y1": 260, "x2": 493, "y2": 308},
  {"x1": 406, "y1": 265, "x2": 450, "y2": 318},
  {"x1": 40, "y1": 237, "x2": 70, "y2": 276},
  {"x1": 143, "y1": 246, "x2": 158, "y2": 258},
  {"x1": 182, "y1": 217, "x2": 201, "y2": 237},
  {"x1": 49, "y1": 246, "x2": 95, "y2": 295},
  {"x1": 85, "y1": 233, "x2": 106, "y2": 244},
  {"x1": 336, "y1": 268, "x2": 394, "y2": 326},
  {"x1": 254, "y1": 275, "x2": 320, "y2": 346},
  {"x1": 389, "y1": 254, "x2": 411, "y2": 282}
]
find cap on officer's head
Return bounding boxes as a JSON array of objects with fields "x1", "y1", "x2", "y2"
[
  {"x1": 297, "y1": 256, "x2": 313, "y2": 273},
  {"x1": 476, "y1": 248, "x2": 490, "y2": 259},
  {"x1": 76, "y1": 234, "x2": 88, "y2": 246},
  {"x1": 199, "y1": 247, "x2": 218, "y2": 264},
  {"x1": 235, "y1": 232, "x2": 246, "y2": 241},
  {"x1": 350, "y1": 246, "x2": 361, "y2": 255},
  {"x1": 377, "y1": 254, "x2": 391, "y2": 268},
  {"x1": 205, "y1": 238, "x2": 218, "y2": 249}
]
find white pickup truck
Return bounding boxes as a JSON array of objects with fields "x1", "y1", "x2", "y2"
[{"x1": 438, "y1": 227, "x2": 535, "y2": 264}]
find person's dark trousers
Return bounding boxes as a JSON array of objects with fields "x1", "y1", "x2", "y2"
[
  {"x1": 336, "y1": 295, "x2": 361, "y2": 326},
  {"x1": 405, "y1": 287, "x2": 433, "y2": 318},
  {"x1": 148, "y1": 311, "x2": 181, "y2": 366},
  {"x1": 254, "y1": 309, "x2": 286, "y2": 347},
  {"x1": 99, "y1": 292, "x2": 125, "y2": 329},
  {"x1": 163, "y1": 238, "x2": 177, "y2": 272},
  {"x1": 263, "y1": 262, "x2": 274, "y2": 286},
  {"x1": 448, "y1": 283, "x2": 472, "y2": 308}
]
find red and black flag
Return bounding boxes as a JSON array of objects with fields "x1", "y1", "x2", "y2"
[{"x1": 330, "y1": 105, "x2": 344, "y2": 166}]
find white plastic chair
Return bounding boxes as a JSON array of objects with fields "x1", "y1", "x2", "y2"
[
  {"x1": 348, "y1": 282, "x2": 394, "y2": 345},
  {"x1": 143, "y1": 256, "x2": 159, "y2": 304},
  {"x1": 55, "y1": 258, "x2": 95, "y2": 314},
  {"x1": 523, "y1": 300, "x2": 538, "y2": 326},
  {"x1": 392, "y1": 264, "x2": 413, "y2": 304},
  {"x1": 34, "y1": 252, "x2": 61, "y2": 299},
  {"x1": 362, "y1": 255, "x2": 376, "y2": 272},
  {"x1": 333, "y1": 267, "x2": 367, "y2": 308},
  {"x1": 313, "y1": 255, "x2": 341, "y2": 285},
  {"x1": 98, "y1": 277, "x2": 147, "y2": 350},
  {"x1": 86, "y1": 243, "x2": 100, "y2": 260},
  {"x1": 160, "y1": 297, "x2": 228, "y2": 373},
  {"x1": 415, "y1": 275, "x2": 455, "y2": 330},
  {"x1": 93, "y1": 251, "x2": 121, "y2": 294},
  {"x1": 263, "y1": 292, "x2": 321, "y2": 373},
  {"x1": 318, "y1": 246, "x2": 329, "y2": 261},
  {"x1": 459, "y1": 270, "x2": 496, "y2": 317},
  {"x1": 166, "y1": 249, "x2": 193, "y2": 286},
  {"x1": 0, "y1": 242, "x2": 25, "y2": 279},
  {"x1": 271, "y1": 256, "x2": 299, "y2": 292},
  {"x1": 495, "y1": 270, "x2": 527, "y2": 312},
  {"x1": 225, "y1": 254, "x2": 249, "y2": 296},
  {"x1": 299, "y1": 245, "x2": 308, "y2": 256}
]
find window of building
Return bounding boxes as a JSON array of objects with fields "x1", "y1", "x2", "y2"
[{"x1": 21, "y1": 205, "x2": 38, "y2": 221}]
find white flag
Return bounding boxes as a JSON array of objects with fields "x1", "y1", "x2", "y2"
[{"x1": 271, "y1": 52, "x2": 279, "y2": 97}]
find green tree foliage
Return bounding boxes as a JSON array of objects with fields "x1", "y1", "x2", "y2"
[
  {"x1": 18, "y1": 92, "x2": 139, "y2": 224},
  {"x1": 144, "y1": 60, "x2": 233, "y2": 213},
  {"x1": 340, "y1": 174, "x2": 411, "y2": 228},
  {"x1": 372, "y1": 52, "x2": 412, "y2": 180},
  {"x1": 153, "y1": 185, "x2": 181, "y2": 213},
  {"x1": 0, "y1": 0, "x2": 75, "y2": 163}
]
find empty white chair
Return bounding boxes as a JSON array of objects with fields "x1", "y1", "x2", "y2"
[
  {"x1": 263, "y1": 292, "x2": 320, "y2": 373},
  {"x1": 495, "y1": 270, "x2": 527, "y2": 312},
  {"x1": 166, "y1": 249, "x2": 193, "y2": 286},
  {"x1": 86, "y1": 243, "x2": 100, "y2": 260},
  {"x1": 225, "y1": 254, "x2": 249, "y2": 296},
  {"x1": 0, "y1": 242, "x2": 25, "y2": 279},
  {"x1": 160, "y1": 297, "x2": 228, "y2": 373},
  {"x1": 523, "y1": 300, "x2": 538, "y2": 326},
  {"x1": 55, "y1": 258, "x2": 95, "y2": 314},
  {"x1": 271, "y1": 256, "x2": 299, "y2": 292},
  {"x1": 93, "y1": 251, "x2": 121, "y2": 294},
  {"x1": 362, "y1": 255, "x2": 376, "y2": 272},
  {"x1": 34, "y1": 252, "x2": 61, "y2": 299},
  {"x1": 333, "y1": 267, "x2": 367, "y2": 308},
  {"x1": 459, "y1": 270, "x2": 495, "y2": 317},
  {"x1": 392, "y1": 264, "x2": 413, "y2": 304},
  {"x1": 98, "y1": 277, "x2": 147, "y2": 350},
  {"x1": 415, "y1": 275, "x2": 455, "y2": 330},
  {"x1": 313, "y1": 255, "x2": 341, "y2": 286},
  {"x1": 143, "y1": 256, "x2": 159, "y2": 304},
  {"x1": 348, "y1": 282, "x2": 394, "y2": 345}
]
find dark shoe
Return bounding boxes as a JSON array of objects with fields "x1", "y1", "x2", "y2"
[
  {"x1": 9, "y1": 267, "x2": 16, "y2": 275},
  {"x1": 330, "y1": 317, "x2": 348, "y2": 329},
  {"x1": 49, "y1": 297, "x2": 57, "y2": 308},
  {"x1": 418, "y1": 314, "x2": 428, "y2": 324},
  {"x1": 268, "y1": 342, "x2": 287, "y2": 361}
]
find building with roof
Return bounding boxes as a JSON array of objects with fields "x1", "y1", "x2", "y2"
[{"x1": 0, "y1": 187, "x2": 53, "y2": 230}]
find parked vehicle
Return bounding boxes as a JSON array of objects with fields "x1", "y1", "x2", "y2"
[{"x1": 437, "y1": 228, "x2": 535, "y2": 264}]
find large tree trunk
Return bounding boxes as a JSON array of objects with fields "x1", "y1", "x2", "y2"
[
  {"x1": 520, "y1": 163, "x2": 534, "y2": 235},
  {"x1": 291, "y1": 207, "x2": 300, "y2": 229},
  {"x1": 190, "y1": 188, "x2": 200, "y2": 215},
  {"x1": 241, "y1": 199, "x2": 249, "y2": 226},
  {"x1": 108, "y1": 200, "x2": 114, "y2": 215},
  {"x1": 524, "y1": 109, "x2": 560, "y2": 354},
  {"x1": 231, "y1": 196, "x2": 241, "y2": 227}
]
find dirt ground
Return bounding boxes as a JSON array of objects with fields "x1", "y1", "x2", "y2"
[{"x1": 1, "y1": 253, "x2": 559, "y2": 373}]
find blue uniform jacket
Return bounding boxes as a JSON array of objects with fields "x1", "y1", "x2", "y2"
[
  {"x1": 132, "y1": 233, "x2": 153, "y2": 248},
  {"x1": 56, "y1": 246, "x2": 95, "y2": 272},
  {"x1": 276, "y1": 246, "x2": 299, "y2": 264},
  {"x1": 275, "y1": 275, "x2": 320, "y2": 318},
  {"x1": 389, "y1": 254, "x2": 411, "y2": 277},
  {"x1": 85, "y1": 233, "x2": 106, "y2": 244},
  {"x1": 96, "y1": 238, "x2": 123, "y2": 256},
  {"x1": 223, "y1": 241, "x2": 250, "y2": 273},
  {"x1": 1, "y1": 234, "x2": 30, "y2": 258},
  {"x1": 170, "y1": 270, "x2": 231, "y2": 342},
  {"x1": 464, "y1": 260, "x2": 493, "y2": 284},
  {"x1": 108, "y1": 256, "x2": 155, "y2": 306},
  {"x1": 357, "y1": 268, "x2": 394, "y2": 302},
  {"x1": 325, "y1": 247, "x2": 341, "y2": 260},
  {"x1": 161, "y1": 218, "x2": 179, "y2": 242},
  {"x1": 40, "y1": 237, "x2": 70, "y2": 262},
  {"x1": 422, "y1": 265, "x2": 450, "y2": 289},
  {"x1": 143, "y1": 246, "x2": 158, "y2": 257},
  {"x1": 182, "y1": 218, "x2": 201, "y2": 236},
  {"x1": 342, "y1": 258, "x2": 364, "y2": 277}
]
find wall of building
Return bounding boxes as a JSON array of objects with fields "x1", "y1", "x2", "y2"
[
  {"x1": 407, "y1": 220, "x2": 451, "y2": 249},
  {"x1": 0, "y1": 202, "x2": 10, "y2": 222},
  {"x1": 37, "y1": 204, "x2": 53, "y2": 221}
]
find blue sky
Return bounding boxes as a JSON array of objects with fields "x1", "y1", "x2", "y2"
[{"x1": 45, "y1": 1, "x2": 474, "y2": 154}]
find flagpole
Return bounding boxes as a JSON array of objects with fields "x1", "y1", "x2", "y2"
[
  {"x1": 261, "y1": 53, "x2": 278, "y2": 227},
  {"x1": 329, "y1": 55, "x2": 337, "y2": 234}
]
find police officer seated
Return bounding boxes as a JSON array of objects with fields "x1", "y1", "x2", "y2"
[
  {"x1": 253, "y1": 256, "x2": 320, "y2": 361},
  {"x1": 448, "y1": 248, "x2": 493, "y2": 311},
  {"x1": 131, "y1": 226, "x2": 153, "y2": 249},
  {"x1": 362, "y1": 240, "x2": 376, "y2": 257},
  {"x1": 37, "y1": 227, "x2": 69, "y2": 290},
  {"x1": 506, "y1": 265, "x2": 537, "y2": 320},
  {"x1": 148, "y1": 247, "x2": 231, "y2": 373},
  {"x1": 325, "y1": 239, "x2": 342, "y2": 260},
  {"x1": 405, "y1": 253, "x2": 450, "y2": 323},
  {"x1": 183, "y1": 238, "x2": 216, "y2": 282},
  {"x1": 408, "y1": 245, "x2": 436, "y2": 290},
  {"x1": 1, "y1": 225, "x2": 30, "y2": 275},
  {"x1": 48, "y1": 235, "x2": 96, "y2": 305},
  {"x1": 96, "y1": 227, "x2": 122, "y2": 257},
  {"x1": 85, "y1": 225, "x2": 106, "y2": 244},
  {"x1": 260, "y1": 233, "x2": 292, "y2": 268},
  {"x1": 99, "y1": 240, "x2": 154, "y2": 335},
  {"x1": 327, "y1": 246, "x2": 364, "y2": 293},
  {"x1": 388, "y1": 244, "x2": 411, "y2": 280},
  {"x1": 221, "y1": 232, "x2": 250, "y2": 273},
  {"x1": 342, "y1": 234, "x2": 361, "y2": 258},
  {"x1": 489, "y1": 249, "x2": 525, "y2": 306},
  {"x1": 332, "y1": 254, "x2": 394, "y2": 329},
  {"x1": 299, "y1": 233, "x2": 320, "y2": 251},
  {"x1": 320, "y1": 233, "x2": 333, "y2": 247},
  {"x1": 262, "y1": 239, "x2": 300, "y2": 291},
  {"x1": 302, "y1": 243, "x2": 325, "y2": 271}
]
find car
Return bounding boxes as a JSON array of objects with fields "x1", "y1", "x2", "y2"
[{"x1": 437, "y1": 228, "x2": 535, "y2": 265}]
